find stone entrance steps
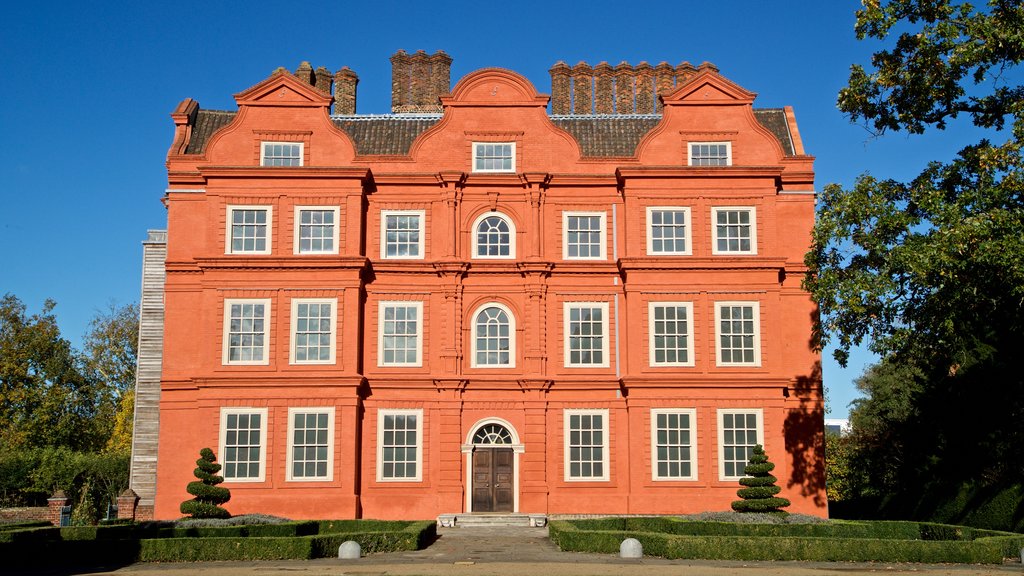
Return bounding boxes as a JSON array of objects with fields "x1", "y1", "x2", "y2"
[{"x1": 437, "y1": 513, "x2": 547, "y2": 528}]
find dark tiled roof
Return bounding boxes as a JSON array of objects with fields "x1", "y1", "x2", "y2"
[
  {"x1": 184, "y1": 110, "x2": 236, "y2": 155},
  {"x1": 551, "y1": 117, "x2": 662, "y2": 158},
  {"x1": 332, "y1": 117, "x2": 440, "y2": 156},
  {"x1": 752, "y1": 109, "x2": 795, "y2": 156},
  {"x1": 182, "y1": 109, "x2": 796, "y2": 158}
]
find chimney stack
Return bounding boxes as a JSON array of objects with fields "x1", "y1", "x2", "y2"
[
  {"x1": 654, "y1": 61, "x2": 674, "y2": 112},
  {"x1": 594, "y1": 62, "x2": 614, "y2": 114},
  {"x1": 614, "y1": 62, "x2": 634, "y2": 114},
  {"x1": 571, "y1": 62, "x2": 593, "y2": 115},
  {"x1": 314, "y1": 66, "x2": 333, "y2": 95},
  {"x1": 634, "y1": 62, "x2": 654, "y2": 114},
  {"x1": 334, "y1": 67, "x2": 359, "y2": 115},
  {"x1": 391, "y1": 49, "x2": 450, "y2": 114},
  {"x1": 549, "y1": 62, "x2": 571, "y2": 115},
  {"x1": 294, "y1": 61, "x2": 315, "y2": 86}
]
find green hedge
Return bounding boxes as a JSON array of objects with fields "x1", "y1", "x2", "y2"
[
  {"x1": 549, "y1": 520, "x2": 1024, "y2": 564},
  {"x1": 0, "y1": 519, "x2": 436, "y2": 565}
]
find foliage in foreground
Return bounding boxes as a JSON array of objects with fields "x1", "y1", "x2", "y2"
[
  {"x1": 0, "y1": 447, "x2": 128, "y2": 508},
  {"x1": 806, "y1": 0, "x2": 1024, "y2": 506},
  {"x1": 179, "y1": 448, "x2": 231, "y2": 519}
]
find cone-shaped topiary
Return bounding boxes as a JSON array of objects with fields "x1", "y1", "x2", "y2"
[
  {"x1": 730, "y1": 444, "x2": 790, "y2": 513},
  {"x1": 180, "y1": 447, "x2": 231, "y2": 519}
]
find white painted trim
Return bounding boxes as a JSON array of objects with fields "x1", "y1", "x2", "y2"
[
  {"x1": 470, "y1": 211, "x2": 517, "y2": 259},
  {"x1": 293, "y1": 206, "x2": 340, "y2": 255},
  {"x1": 226, "y1": 205, "x2": 273, "y2": 255},
  {"x1": 711, "y1": 206, "x2": 757, "y2": 255},
  {"x1": 650, "y1": 408, "x2": 698, "y2": 481},
  {"x1": 260, "y1": 141, "x2": 304, "y2": 167},
  {"x1": 285, "y1": 407, "x2": 335, "y2": 482},
  {"x1": 377, "y1": 301, "x2": 424, "y2": 367},
  {"x1": 289, "y1": 298, "x2": 337, "y2": 365},
  {"x1": 562, "y1": 211, "x2": 607, "y2": 260},
  {"x1": 471, "y1": 141, "x2": 516, "y2": 173},
  {"x1": 563, "y1": 408, "x2": 610, "y2": 482},
  {"x1": 380, "y1": 209, "x2": 426, "y2": 260},
  {"x1": 714, "y1": 301, "x2": 762, "y2": 367},
  {"x1": 648, "y1": 301, "x2": 695, "y2": 367},
  {"x1": 646, "y1": 207, "x2": 692, "y2": 256},
  {"x1": 469, "y1": 302, "x2": 516, "y2": 368},
  {"x1": 376, "y1": 408, "x2": 424, "y2": 482},
  {"x1": 717, "y1": 408, "x2": 764, "y2": 481},
  {"x1": 464, "y1": 418, "x2": 523, "y2": 513},
  {"x1": 219, "y1": 407, "x2": 269, "y2": 483},
  {"x1": 222, "y1": 298, "x2": 271, "y2": 366},
  {"x1": 688, "y1": 141, "x2": 732, "y2": 166},
  {"x1": 165, "y1": 188, "x2": 206, "y2": 194},
  {"x1": 563, "y1": 302, "x2": 611, "y2": 368}
]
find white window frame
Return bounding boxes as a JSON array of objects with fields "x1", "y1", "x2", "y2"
[
  {"x1": 380, "y1": 210, "x2": 426, "y2": 260},
  {"x1": 222, "y1": 298, "x2": 271, "y2": 366},
  {"x1": 711, "y1": 207, "x2": 757, "y2": 255},
  {"x1": 286, "y1": 407, "x2": 335, "y2": 482},
  {"x1": 226, "y1": 205, "x2": 273, "y2": 255},
  {"x1": 471, "y1": 212, "x2": 517, "y2": 259},
  {"x1": 648, "y1": 302, "x2": 695, "y2": 367},
  {"x1": 470, "y1": 302, "x2": 516, "y2": 368},
  {"x1": 377, "y1": 301, "x2": 424, "y2": 367},
  {"x1": 472, "y1": 142, "x2": 516, "y2": 173},
  {"x1": 293, "y1": 206, "x2": 340, "y2": 255},
  {"x1": 376, "y1": 408, "x2": 424, "y2": 482},
  {"x1": 717, "y1": 408, "x2": 764, "y2": 481},
  {"x1": 562, "y1": 211, "x2": 607, "y2": 260},
  {"x1": 688, "y1": 141, "x2": 732, "y2": 166},
  {"x1": 289, "y1": 298, "x2": 337, "y2": 365},
  {"x1": 260, "y1": 141, "x2": 304, "y2": 167},
  {"x1": 714, "y1": 301, "x2": 762, "y2": 367},
  {"x1": 563, "y1": 302, "x2": 610, "y2": 368},
  {"x1": 646, "y1": 207, "x2": 692, "y2": 256},
  {"x1": 563, "y1": 408, "x2": 610, "y2": 482},
  {"x1": 651, "y1": 408, "x2": 698, "y2": 481},
  {"x1": 219, "y1": 407, "x2": 268, "y2": 483}
]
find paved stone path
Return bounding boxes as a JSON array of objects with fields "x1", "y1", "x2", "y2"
[{"x1": 14, "y1": 525, "x2": 1023, "y2": 576}]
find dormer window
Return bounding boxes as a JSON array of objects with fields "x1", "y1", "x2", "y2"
[
  {"x1": 688, "y1": 142, "x2": 731, "y2": 166},
  {"x1": 261, "y1": 142, "x2": 303, "y2": 167},
  {"x1": 473, "y1": 142, "x2": 515, "y2": 173}
]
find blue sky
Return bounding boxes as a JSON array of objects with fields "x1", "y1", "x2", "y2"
[{"x1": 0, "y1": 1, "x2": 990, "y2": 419}]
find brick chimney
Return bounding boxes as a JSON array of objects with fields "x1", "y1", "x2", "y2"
[
  {"x1": 676, "y1": 61, "x2": 697, "y2": 83},
  {"x1": 594, "y1": 62, "x2": 614, "y2": 114},
  {"x1": 614, "y1": 62, "x2": 634, "y2": 114},
  {"x1": 334, "y1": 66, "x2": 358, "y2": 115},
  {"x1": 391, "y1": 49, "x2": 449, "y2": 114},
  {"x1": 314, "y1": 66, "x2": 332, "y2": 95},
  {"x1": 635, "y1": 61, "x2": 654, "y2": 114},
  {"x1": 294, "y1": 61, "x2": 315, "y2": 86},
  {"x1": 571, "y1": 62, "x2": 593, "y2": 115},
  {"x1": 549, "y1": 62, "x2": 571, "y2": 115}
]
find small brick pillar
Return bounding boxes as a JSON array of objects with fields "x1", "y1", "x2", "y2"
[
  {"x1": 117, "y1": 488, "x2": 139, "y2": 521},
  {"x1": 594, "y1": 62, "x2": 614, "y2": 114},
  {"x1": 549, "y1": 61, "x2": 571, "y2": 115},
  {"x1": 614, "y1": 62, "x2": 634, "y2": 114},
  {"x1": 47, "y1": 490, "x2": 68, "y2": 527}
]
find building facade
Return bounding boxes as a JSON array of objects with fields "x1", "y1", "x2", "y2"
[{"x1": 135, "y1": 51, "x2": 825, "y2": 521}]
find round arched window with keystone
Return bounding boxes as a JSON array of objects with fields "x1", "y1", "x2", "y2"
[
  {"x1": 472, "y1": 424, "x2": 513, "y2": 445},
  {"x1": 472, "y1": 213, "x2": 516, "y2": 259}
]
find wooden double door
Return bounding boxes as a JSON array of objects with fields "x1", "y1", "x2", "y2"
[{"x1": 471, "y1": 447, "x2": 514, "y2": 512}]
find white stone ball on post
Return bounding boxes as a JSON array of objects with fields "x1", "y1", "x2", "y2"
[
  {"x1": 620, "y1": 537, "x2": 643, "y2": 559},
  {"x1": 338, "y1": 540, "x2": 361, "y2": 559}
]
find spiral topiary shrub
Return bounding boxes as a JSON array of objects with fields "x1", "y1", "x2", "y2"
[
  {"x1": 731, "y1": 444, "x2": 790, "y2": 513},
  {"x1": 180, "y1": 448, "x2": 231, "y2": 519}
]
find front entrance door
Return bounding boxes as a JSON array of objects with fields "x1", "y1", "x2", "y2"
[{"x1": 471, "y1": 447, "x2": 514, "y2": 512}]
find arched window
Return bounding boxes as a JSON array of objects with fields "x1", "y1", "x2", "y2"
[
  {"x1": 472, "y1": 423, "x2": 513, "y2": 445},
  {"x1": 472, "y1": 303, "x2": 515, "y2": 367},
  {"x1": 472, "y1": 213, "x2": 515, "y2": 259}
]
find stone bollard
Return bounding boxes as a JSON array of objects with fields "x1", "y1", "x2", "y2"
[
  {"x1": 620, "y1": 537, "x2": 643, "y2": 559},
  {"x1": 338, "y1": 540, "x2": 361, "y2": 559}
]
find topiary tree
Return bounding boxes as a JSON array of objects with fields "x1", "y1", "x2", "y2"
[
  {"x1": 179, "y1": 447, "x2": 231, "y2": 519},
  {"x1": 731, "y1": 444, "x2": 790, "y2": 513}
]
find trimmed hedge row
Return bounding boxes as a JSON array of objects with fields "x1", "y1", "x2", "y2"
[
  {"x1": 0, "y1": 519, "x2": 436, "y2": 566},
  {"x1": 549, "y1": 520, "x2": 1024, "y2": 564}
]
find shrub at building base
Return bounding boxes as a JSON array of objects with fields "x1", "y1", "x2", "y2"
[
  {"x1": 731, "y1": 445, "x2": 790, "y2": 513},
  {"x1": 179, "y1": 448, "x2": 230, "y2": 519}
]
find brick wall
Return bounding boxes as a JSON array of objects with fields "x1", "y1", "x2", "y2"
[{"x1": 0, "y1": 507, "x2": 49, "y2": 524}]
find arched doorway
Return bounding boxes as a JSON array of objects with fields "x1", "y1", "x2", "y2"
[{"x1": 463, "y1": 420, "x2": 522, "y2": 513}]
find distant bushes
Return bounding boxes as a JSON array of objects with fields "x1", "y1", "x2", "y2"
[{"x1": 0, "y1": 447, "x2": 128, "y2": 515}]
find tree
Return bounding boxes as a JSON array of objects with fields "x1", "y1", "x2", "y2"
[
  {"x1": 731, "y1": 445, "x2": 791, "y2": 513},
  {"x1": 0, "y1": 294, "x2": 106, "y2": 450},
  {"x1": 805, "y1": 0, "x2": 1024, "y2": 488},
  {"x1": 81, "y1": 303, "x2": 139, "y2": 452},
  {"x1": 180, "y1": 448, "x2": 231, "y2": 519}
]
